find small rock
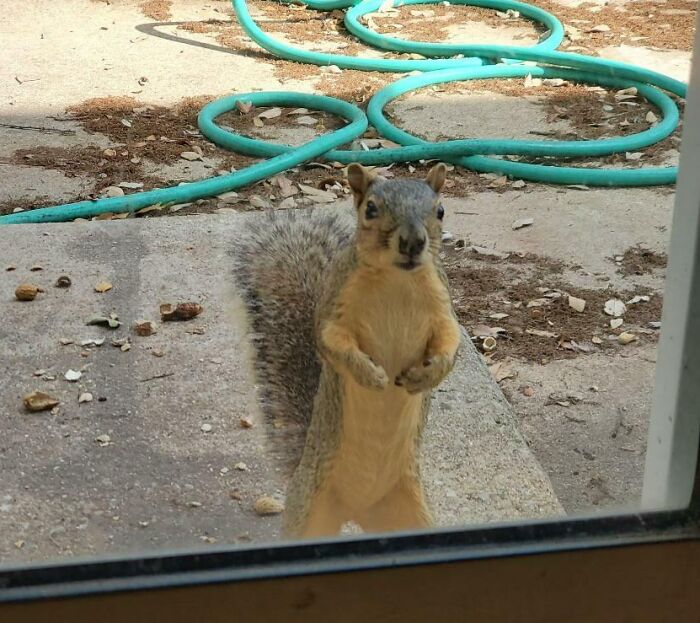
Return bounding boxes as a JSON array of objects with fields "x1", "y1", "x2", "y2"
[
  {"x1": 646, "y1": 111, "x2": 659, "y2": 124},
  {"x1": 94, "y1": 281, "x2": 113, "y2": 293},
  {"x1": 118, "y1": 181, "x2": 144, "y2": 190},
  {"x1": 512, "y1": 180, "x2": 526, "y2": 189},
  {"x1": 103, "y1": 148, "x2": 117, "y2": 157},
  {"x1": 589, "y1": 24, "x2": 610, "y2": 32},
  {"x1": 187, "y1": 501, "x2": 203, "y2": 508},
  {"x1": 78, "y1": 392, "x2": 93, "y2": 404},
  {"x1": 234, "y1": 462, "x2": 249, "y2": 471},
  {"x1": 64, "y1": 369, "x2": 82, "y2": 382},
  {"x1": 95, "y1": 434, "x2": 111, "y2": 446},
  {"x1": 200, "y1": 423, "x2": 213, "y2": 433},
  {"x1": 610, "y1": 318, "x2": 624, "y2": 329}
]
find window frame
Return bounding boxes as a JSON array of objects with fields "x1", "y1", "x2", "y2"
[{"x1": 2, "y1": 8, "x2": 700, "y2": 618}]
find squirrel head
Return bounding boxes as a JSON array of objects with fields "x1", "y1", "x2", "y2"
[{"x1": 347, "y1": 163, "x2": 447, "y2": 273}]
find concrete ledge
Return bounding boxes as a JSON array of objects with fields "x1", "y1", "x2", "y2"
[{"x1": 0, "y1": 214, "x2": 560, "y2": 564}]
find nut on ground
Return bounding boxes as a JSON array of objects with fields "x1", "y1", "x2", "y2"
[
  {"x1": 15, "y1": 284, "x2": 44, "y2": 301},
  {"x1": 253, "y1": 496, "x2": 285, "y2": 516}
]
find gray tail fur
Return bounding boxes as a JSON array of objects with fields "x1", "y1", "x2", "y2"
[{"x1": 230, "y1": 208, "x2": 354, "y2": 472}]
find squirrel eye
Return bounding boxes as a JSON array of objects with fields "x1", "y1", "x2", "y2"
[
  {"x1": 436, "y1": 204, "x2": 445, "y2": 220},
  {"x1": 365, "y1": 201, "x2": 379, "y2": 220}
]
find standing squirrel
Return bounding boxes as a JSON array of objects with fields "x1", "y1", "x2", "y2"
[{"x1": 230, "y1": 163, "x2": 461, "y2": 538}]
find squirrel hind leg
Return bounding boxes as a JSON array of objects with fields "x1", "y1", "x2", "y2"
[
  {"x1": 355, "y1": 478, "x2": 434, "y2": 534},
  {"x1": 283, "y1": 486, "x2": 346, "y2": 539}
]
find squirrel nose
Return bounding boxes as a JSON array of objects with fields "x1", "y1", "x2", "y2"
[{"x1": 399, "y1": 235, "x2": 426, "y2": 258}]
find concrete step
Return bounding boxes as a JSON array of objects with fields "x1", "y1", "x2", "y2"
[{"x1": 0, "y1": 213, "x2": 561, "y2": 564}]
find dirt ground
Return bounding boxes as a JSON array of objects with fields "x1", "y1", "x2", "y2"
[{"x1": 0, "y1": 0, "x2": 696, "y2": 553}]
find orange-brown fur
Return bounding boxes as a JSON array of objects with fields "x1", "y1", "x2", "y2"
[{"x1": 282, "y1": 164, "x2": 461, "y2": 537}]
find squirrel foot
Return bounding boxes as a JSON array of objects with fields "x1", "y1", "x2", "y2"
[{"x1": 395, "y1": 354, "x2": 454, "y2": 395}]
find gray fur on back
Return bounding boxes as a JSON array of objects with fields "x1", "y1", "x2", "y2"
[{"x1": 231, "y1": 208, "x2": 354, "y2": 471}]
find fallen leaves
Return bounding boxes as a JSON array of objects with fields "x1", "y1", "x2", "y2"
[{"x1": 23, "y1": 391, "x2": 60, "y2": 412}]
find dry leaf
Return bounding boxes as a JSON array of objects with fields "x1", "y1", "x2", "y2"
[
  {"x1": 512, "y1": 217, "x2": 534, "y2": 230},
  {"x1": 618, "y1": 332, "x2": 637, "y2": 345},
  {"x1": 526, "y1": 329, "x2": 559, "y2": 338},
  {"x1": 253, "y1": 496, "x2": 285, "y2": 516},
  {"x1": 23, "y1": 391, "x2": 59, "y2": 412},
  {"x1": 236, "y1": 100, "x2": 253, "y2": 114},
  {"x1": 258, "y1": 107, "x2": 282, "y2": 119},
  {"x1": 604, "y1": 298, "x2": 627, "y2": 317},
  {"x1": 488, "y1": 360, "x2": 516, "y2": 382},
  {"x1": 610, "y1": 318, "x2": 624, "y2": 329},
  {"x1": 646, "y1": 111, "x2": 658, "y2": 124},
  {"x1": 296, "y1": 115, "x2": 318, "y2": 126},
  {"x1": 568, "y1": 295, "x2": 586, "y2": 312},
  {"x1": 180, "y1": 151, "x2": 202, "y2": 161},
  {"x1": 94, "y1": 281, "x2": 113, "y2": 293},
  {"x1": 627, "y1": 295, "x2": 650, "y2": 305},
  {"x1": 252, "y1": 117, "x2": 264, "y2": 128}
]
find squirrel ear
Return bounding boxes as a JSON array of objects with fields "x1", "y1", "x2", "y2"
[
  {"x1": 425, "y1": 163, "x2": 447, "y2": 193},
  {"x1": 347, "y1": 163, "x2": 375, "y2": 200}
]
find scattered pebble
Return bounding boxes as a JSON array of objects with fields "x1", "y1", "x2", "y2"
[
  {"x1": 95, "y1": 434, "x2": 111, "y2": 446},
  {"x1": 64, "y1": 369, "x2": 82, "y2": 382},
  {"x1": 235, "y1": 462, "x2": 249, "y2": 471},
  {"x1": 618, "y1": 332, "x2": 637, "y2": 345},
  {"x1": 78, "y1": 392, "x2": 93, "y2": 404},
  {"x1": 200, "y1": 423, "x2": 213, "y2": 433}
]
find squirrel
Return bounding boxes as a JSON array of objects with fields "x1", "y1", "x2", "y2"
[{"x1": 230, "y1": 163, "x2": 461, "y2": 538}]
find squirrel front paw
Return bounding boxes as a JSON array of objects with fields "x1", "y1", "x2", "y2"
[
  {"x1": 395, "y1": 354, "x2": 454, "y2": 395},
  {"x1": 348, "y1": 355, "x2": 389, "y2": 391}
]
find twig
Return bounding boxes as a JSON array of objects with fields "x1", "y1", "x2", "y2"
[
  {"x1": 0, "y1": 122, "x2": 75, "y2": 135},
  {"x1": 14, "y1": 76, "x2": 41, "y2": 85},
  {"x1": 139, "y1": 372, "x2": 175, "y2": 382}
]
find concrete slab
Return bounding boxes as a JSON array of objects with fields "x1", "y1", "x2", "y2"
[{"x1": 0, "y1": 213, "x2": 561, "y2": 565}]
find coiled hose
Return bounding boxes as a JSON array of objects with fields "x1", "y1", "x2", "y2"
[{"x1": 0, "y1": 0, "x2": 687, "y2": 225}]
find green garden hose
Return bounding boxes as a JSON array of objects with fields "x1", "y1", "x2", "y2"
[{"x1": 0, "y1": 0, "x2": 687, "y2": 225}]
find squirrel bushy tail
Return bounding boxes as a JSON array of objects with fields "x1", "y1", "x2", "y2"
[{"x1": 231, "y1": 208, "x2": 354, "y2": 470}]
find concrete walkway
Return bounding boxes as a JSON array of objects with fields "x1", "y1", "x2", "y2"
[{"x1": 0, "y1": 213, "x2": 561, "y2": 565}]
